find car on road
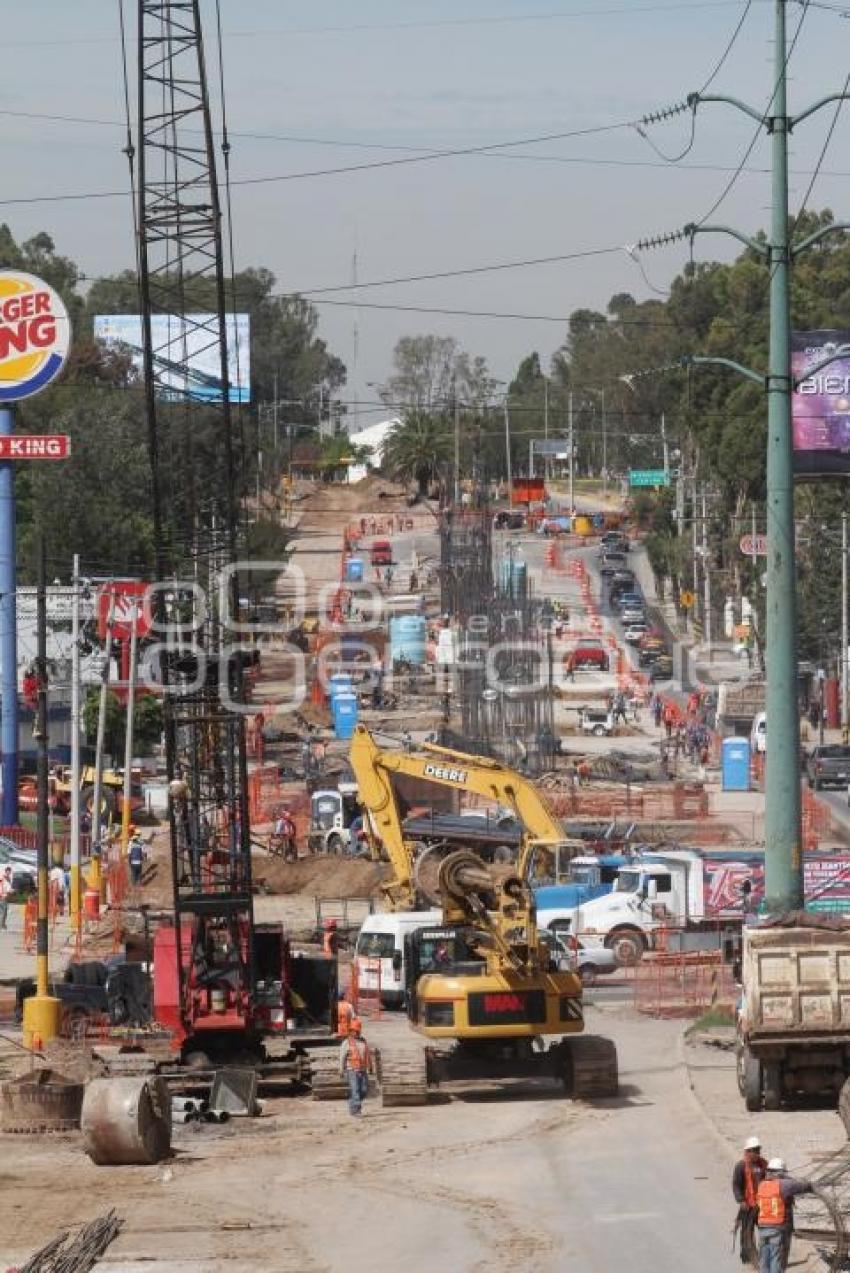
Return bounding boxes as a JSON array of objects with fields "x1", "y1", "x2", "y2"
[
  {"x1": 0, "y1": 838, "x2": 37, "y2": 889},
  {"x1": 649, "y1": 654, "x2": 674, "y2": 681},
  {"x1": 619, "y1": 602, "x2": 646, "y2": 625},
  {"x1": 599, "y1": 552, "x2": 627, "y2": 576},
  {"x1": 623, "y1": 623, "x2": 649, "y2": 645},
  {"x1": 601, "y1": 531, "x2": 629, "y2": 553},
  {"x1": 538, "y1": 930, "x2": 618, "y2": 986},
  {"x1": 805, "y1": 744, "x2": 850, "y2": 791},
  {"x1": 613, "y1": 590, "x2": 643, "y2": 611}
]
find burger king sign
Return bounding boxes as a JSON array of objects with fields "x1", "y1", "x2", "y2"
[{"x1": 0, "y1": 271, "x2": 70, "y2": 402}]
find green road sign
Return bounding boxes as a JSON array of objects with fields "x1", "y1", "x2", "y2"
[{"x1": 629, "y1": 469, "x2": 670, "y2": 488}]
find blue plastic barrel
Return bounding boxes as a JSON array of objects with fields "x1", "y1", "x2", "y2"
[{"x1": 390, "y1": 615, "x2": 427, "y2": 666}]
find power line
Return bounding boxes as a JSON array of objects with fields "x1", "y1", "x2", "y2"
[
  {"x1": 0, "y1": 4, "x2": 761, "y2": 49},
  {"x1": 304, "y1": 297, "x2": 677, "y2": 324},
  {"x1": 795, "y1": 67, "x2": 850, "y2": 219}
]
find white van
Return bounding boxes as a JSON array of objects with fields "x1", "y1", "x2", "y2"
[
  {"x1": 354, "y1": 910, "x2": 441, "y2": 1008},
  {"x1": 750, "y1": 712, "x2": 766, "y2": 754}
]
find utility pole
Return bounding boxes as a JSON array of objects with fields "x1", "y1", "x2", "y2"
[
  {"x1": 601, "y1": 389, "x2": 607, "y2": 497},
  {"x1": 90, "y1": 595, "x2": 115, "y2": 896},
  {"x1": 503, "y1": 398, "x2": 512, "y2": 497},
  {"x1": 702, "y1": 490, "x2": 711, "y2": 654},
  {"x1": 454, "y1": 393, "x2": 460, "y2": 506},
  {"x1": 843, "y1": 511, "x2": 848, "y2": 733},
  {"x1": 22, "y1": 538, "x2": 60, "y2": 1048},
  {"x1": 120, "y1": 605, "x2": 139, "y2": 857},
  {"x1": 661, "y1": 413, "x2": 669, "y2": 475},
  {"x1": 70, "y1": 554, "x2": 82, "y2": 932},
  {"x1": 673, "y1": 0, "x2": 850, "y2": 908},
  {"x1": 568, "y1": 391, "x2": 575, "y2": 514}
]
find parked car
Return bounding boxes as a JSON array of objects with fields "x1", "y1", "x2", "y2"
[
  {"x1": 580, "y1": 708, "x2": 614, "y2": 737},
  {"x1": 805, "y1": 744, "x2": 850, "y2": 791},
  {"x1": 750, "y1": 711, "x2": 766, "y2": 756},
  {"x1": 573, "y1": 940, "x2": 618, "y2": 987},
  {"x1": 623, "y1": 623, "x2": 649, "y2": 645},
  {"x1": 565, "y1": 642, "x2": 609, "y2": 673}
]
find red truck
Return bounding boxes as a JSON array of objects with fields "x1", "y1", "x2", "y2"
[
  {"x1": 565, "y1": 642, "x2": 609, "y2": 674},
  {"x1": 370, "y1": 539, "x2": 393, "y2": 567}
]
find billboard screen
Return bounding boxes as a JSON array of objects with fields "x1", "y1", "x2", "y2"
[
  {"x1": 94, "y1": 312, "x2": 250, "y2": 403},
  {"x1": 792, "y1": 329, "x2": 850, "y2": 476}
]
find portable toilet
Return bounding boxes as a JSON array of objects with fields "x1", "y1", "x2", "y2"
[
  {"x1": 573, "y1": 514, "x2": 592, "y2": 537},
  {"x1": 333, "y1": 692, "x2": 359, "y2": 740},
  {"x1": 345, "y1": 556, "x2": 364, "y2": 583},
  {"x1": 721, "y1": 736, "x2": 750, "y2": 792},
  {"x1": 328, "y1": 672, "x2": 353, "y2": 704}
]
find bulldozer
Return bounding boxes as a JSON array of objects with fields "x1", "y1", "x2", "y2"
[{"x1": 348, "y1": 725, "x2": 618, "y2": 1105}]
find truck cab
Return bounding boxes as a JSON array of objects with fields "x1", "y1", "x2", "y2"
[{"x1": 535, "y1": 855, "x2": 628, "y2": 933}]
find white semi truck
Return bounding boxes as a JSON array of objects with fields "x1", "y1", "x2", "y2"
[{"x1": 537, "y1": 848, "x2": 850, "y2": 966}]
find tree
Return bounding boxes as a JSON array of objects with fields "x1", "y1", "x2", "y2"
[
  {"x1": 380, "y1": 335, "x2": 497, "y2": 411},
  {"x1": 82, "y1": 689, "x2": 164, "y2": 760},
  {"x1": 382, "y1": 411, "x2": 452, "y2": 494}
]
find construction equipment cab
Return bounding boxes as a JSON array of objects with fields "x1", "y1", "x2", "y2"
[
  {"x1": 308, "y1": 782, "x2": 362, "y2": 855},
  {"x1": 370, "y1": 539, "x2": 393, "y2": 567}
]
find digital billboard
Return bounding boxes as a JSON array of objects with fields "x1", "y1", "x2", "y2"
[
  {"x1": 94, "y1": 312, "x2": 250, "y2": 404},
  {"x1": 792, "y1": 329, "x2": 850, "y2": 476}
]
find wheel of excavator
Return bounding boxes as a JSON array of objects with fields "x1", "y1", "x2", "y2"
[
  {"x1": 556, "y1": 1035, "x2": 619, "y2": 1099},
  {"x1": 309, "y1": 1048, "x2": 348, "y2": 1101},
  {"x1": 375, "y1": 1047, "x2": 429, "y2": 1108}
]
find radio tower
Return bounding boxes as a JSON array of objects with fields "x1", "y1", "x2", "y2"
[{"x1": 132, "y1": 1, "x2": 254, "y2": 1049}]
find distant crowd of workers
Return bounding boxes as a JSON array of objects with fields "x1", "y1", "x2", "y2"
[{"x1": 733, "y1": 1134, "x2": 812, "y2": 1271}]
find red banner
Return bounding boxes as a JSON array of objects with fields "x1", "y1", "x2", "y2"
[{"x1": 0, "y1": 434, "x2": 69, "y2": 459}]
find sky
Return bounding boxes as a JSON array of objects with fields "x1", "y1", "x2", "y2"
[{"x1": 5, "y1": 0, "x2": 850, "y2": 427}]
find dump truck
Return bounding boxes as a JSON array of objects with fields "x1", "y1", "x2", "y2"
[{"x1": 736, "y1": 914, "x2": 850, "y2": 1123}]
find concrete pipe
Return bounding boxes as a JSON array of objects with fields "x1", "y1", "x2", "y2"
[{"x1": 81, "y1": 1077, "x2": 172, "y2": 1165}]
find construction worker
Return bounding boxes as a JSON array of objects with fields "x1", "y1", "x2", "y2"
[
  {"x1": 127, "y1": 827, "x2": 145, "y2": 886},
  {"x1": 756, "y1": 1157, "x2": 813, "y2": 1273},
  {"x1": 322, "y1": 917, "x2": 340, "y2": 956},
  {"x1": 0, "y1": 865, "x2": 12, "y2": 929},
  {"x1": 732, "y1": 1135, "x2": 768, "y2": 1264},
  {"x1": 338, "y1": 1017, "x2": 371, "y2": 1116},
  {"x1": 336, "y1": 989, "x2": 354, "y2": 1036}
]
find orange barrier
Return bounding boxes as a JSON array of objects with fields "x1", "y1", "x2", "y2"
[
  {"x1": 633, "y1": 950, "x2": 736, "y2": 1018},
  {"x1": 546, "y1": 782, "x2": 709, "y2": 821},
  {"x1": 349, "y1": 958, "x2": 383, "y2": 1019},
  {"x1": 22, "y1": 897, "x2": 36, "y2": 953}
]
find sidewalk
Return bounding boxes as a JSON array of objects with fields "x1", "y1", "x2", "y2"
[{"x1": 0, "y1": 905, "x2": 75, "y2": 982}]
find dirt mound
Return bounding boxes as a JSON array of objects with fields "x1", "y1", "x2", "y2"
[{"x1": 255, "y1": 854, "x2": 389, "y2": 899}]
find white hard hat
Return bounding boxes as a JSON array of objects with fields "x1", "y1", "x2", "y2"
[
  {"x1": 745, "y1": 1136, "x2": 761, "y2": 1151},
  {"x1": 767, "y1": 1157, "x2": 786, "y2": 1172}
]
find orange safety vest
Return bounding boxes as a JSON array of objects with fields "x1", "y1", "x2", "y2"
[
  {"x1": 743, "y1": 1159, "x2": 766, "y2": 1208},
  {"x1": 346, "y1": 1036, "x2": 369, "y2": 1072},
  {"x1": 757, "y1": 1179, "x2": 787, "y2": 1228},
  {"x1": 337, "y1": 1001, "x2": 354, "y2": 1035}
]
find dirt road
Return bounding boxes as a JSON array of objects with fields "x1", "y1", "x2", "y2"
[{"x1": 1, "y1": 1008, "x2": 742, "y2": 1272}]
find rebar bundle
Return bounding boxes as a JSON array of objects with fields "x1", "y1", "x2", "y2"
[{"x1": 20, "y1": 1210, "x2": 121, "y2": 1273}]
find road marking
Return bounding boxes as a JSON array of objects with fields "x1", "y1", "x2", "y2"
[{"x1": 594, "y1": 1212, "x2": 662, "y2": 1224}]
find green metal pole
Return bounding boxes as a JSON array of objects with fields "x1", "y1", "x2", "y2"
[{"x1": 764, "y1": 0, "x2": 803, "y2": 911}]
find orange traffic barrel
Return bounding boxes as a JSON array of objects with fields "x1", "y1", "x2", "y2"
[{"x1": 83, "y1": 888, "x2": 100, "y2": 921}]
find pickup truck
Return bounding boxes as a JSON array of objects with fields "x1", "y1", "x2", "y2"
[
  {"x1": 805, "y1": 744, "x2": 850, "y2": 791},
  {"x1": 15, "y1": 960, "x2": 152, "y2": 1033},
  {"x1": 736, "y1": 916, "x2": 850, "y2": 1119},
  {"x1": 540, "y1": 847, "x2": 850, "y2": 966}
]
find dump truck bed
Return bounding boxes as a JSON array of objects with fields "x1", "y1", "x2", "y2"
[{"x1": 743, "y1": 923, "x2": 850, "y2": 1038}]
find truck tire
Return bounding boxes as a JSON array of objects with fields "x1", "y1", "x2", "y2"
[
  {"x1": 605, "y1": 929, "x2": 645, "y2": 967},
  {"x1": 743, "y1": 1047, "x2": 763, "y2": 1112},
  {"x1": 838, "y1": 1078, "x2": 850, "y2": 1137},
  {"x1": 762, "y1": 1062, "x2": 782, "y2": 1111}
]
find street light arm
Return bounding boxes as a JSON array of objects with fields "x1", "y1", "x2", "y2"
[
  {"x1": 793, "y1": 345, "x2": 850, "y2": 387},
  {"x1": 791, "y1": 93, "x2": 850, "y2": 129},
  {"x1": 684, "y1": 222, "x2": 769, "y2": 257},
  {"x1": 688, "y1": 91, "x2": 766, "y2": 126},
  {"x1": 682, "y1": 354, "x2": 765, "y2": 387},
  {"x1": 791, "y1": 223, "x2": 850, "y2": 259}
]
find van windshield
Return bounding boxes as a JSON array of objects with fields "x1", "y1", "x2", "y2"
[
  {"x1": 615, "y1": 871, "x2": 641, "y2": 894},
  {"x1": 356, "y1": 932, "x2": 395, "y2": 958}
]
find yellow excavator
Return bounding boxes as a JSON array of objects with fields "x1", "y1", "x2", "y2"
[{"x1": 348, "y1": 725, "x2": 618, "y2": 1105}]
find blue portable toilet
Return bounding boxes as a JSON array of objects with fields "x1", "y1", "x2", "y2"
[
  {"x1": 345, "y1": 556, "x2": 364, "y2": 583},
  {"x1": 390, "y1": 615, "x2": 427, "y2": 666},
  {"x1": 333, "y1": 691, "x2": 359, "y2": 740},
  {"x1": 721, "y1": 736, "x2": 751, "y2": 792},
  {"x1": 328, "y1": 672, "x2": 353, "y2": 706}
]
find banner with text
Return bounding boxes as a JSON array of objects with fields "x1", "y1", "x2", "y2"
[{"x1": 793, "y1": 329, "x2": 850, "y2": 476}]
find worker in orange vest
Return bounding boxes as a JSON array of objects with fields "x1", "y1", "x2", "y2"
[
  {"x1": 338, "y1": 1017, "x2": 371, "y2": 1116},
  {"x1": 755, "y1": 1157, "x2": 812, "y2": 1273},
  {"x1": 322, "y1": 918, "x2": 339, "y2": 956},
  {"x1": 732, "y1": 1135, "x2": 768, "y2": 1264},
  {"x1": 336, "y1": 990, "x2": 354, "y2": 1037}
]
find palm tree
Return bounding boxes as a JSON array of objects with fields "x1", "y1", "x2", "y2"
[{"x1": 382, "y1": 411, "x2": 452, "y2": 495}]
